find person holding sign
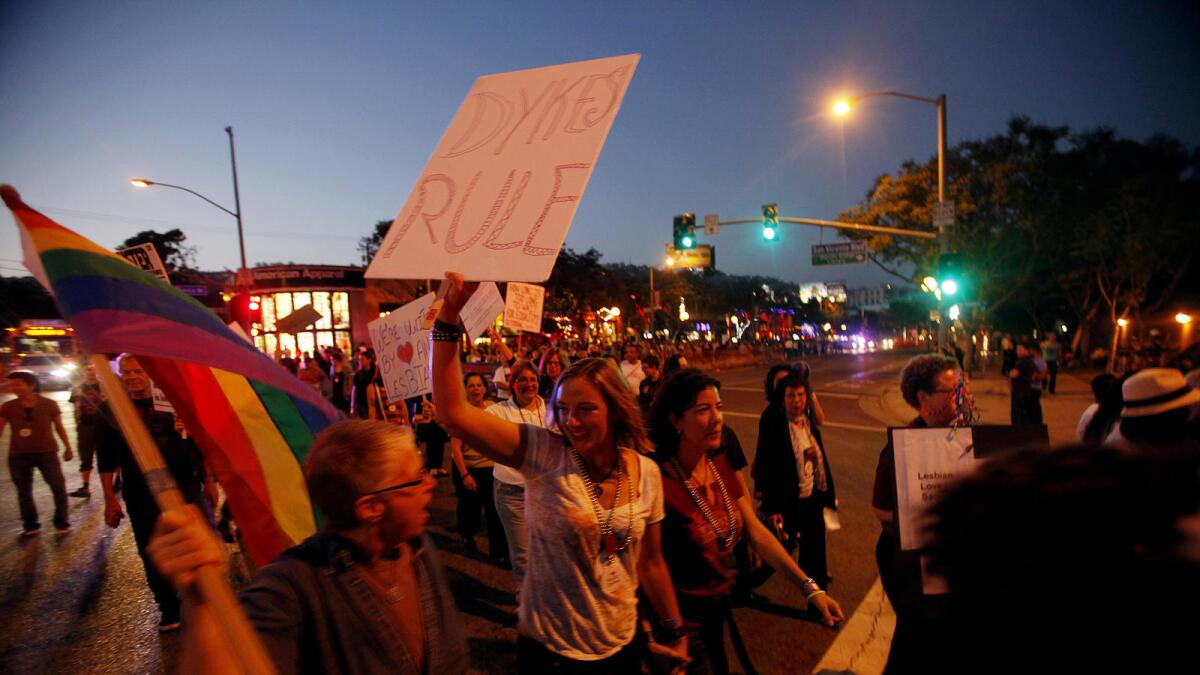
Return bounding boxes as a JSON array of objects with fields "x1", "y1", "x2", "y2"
[
  {"x1": 648, "y1": 368, "x2": 843, "y2": 674},
  {"x1": 871, "y1": 354, "x2": 961, "y2": 674},
  {"x1": 431, "y1": 273, "x2": 687, "y2": 673}
]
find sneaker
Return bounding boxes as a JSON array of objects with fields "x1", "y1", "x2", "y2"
[
  {"x1": 20, "y1": 527, "x2": 41, "y2": 538},
  {"x1": 70, "y1": 487, "x2": 91, "y2": 498}
]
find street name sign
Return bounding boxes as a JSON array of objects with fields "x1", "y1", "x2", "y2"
[
  {"x1": 366, "y1": 54, "x2": 640, "y2": 282},
  {"x1": 811, "y1": 241, "x2": 867, "y2": 266}
]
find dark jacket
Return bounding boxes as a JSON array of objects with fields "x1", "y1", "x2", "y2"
[
  {"x1": 240, "y1": 531, "x2": 467, "y2": 675},
  {"x1": 752, "y1": 405, "x2": 837, "y2": 524}
]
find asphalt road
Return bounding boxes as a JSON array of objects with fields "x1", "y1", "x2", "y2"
[{"x1": 0, "y1": 351, "x2": 916, "y2": 674}]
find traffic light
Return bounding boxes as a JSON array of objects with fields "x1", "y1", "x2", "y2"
[
  {"x1": 762, "y1": 203, "x2": 779, "y2": 241},
  {"x1": 937, "y1": 253, "x2": 963, "y2": 296},
  {"x1": 674, "y1": 213, "x2": 696, "y2": 250}
]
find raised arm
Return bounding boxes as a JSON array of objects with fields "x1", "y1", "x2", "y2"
[{"x1": 430, "y1": 273, "x2": 524, "y2": 468}]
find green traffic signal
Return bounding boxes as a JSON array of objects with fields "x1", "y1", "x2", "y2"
[
  {"x1": 762, "y1": 202, "x2": 779, "y2": 242},
  {"x1": 674, "y1": 213, "x2": 696, "y2": 250},
  {"x1": 938, "y1": 252, "x2": 963, "y2": 296}
]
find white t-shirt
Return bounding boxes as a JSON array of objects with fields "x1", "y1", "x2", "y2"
[
  {"x1": 788, "y1": 417, "x2": 818, "y2": 498},
  {"x1": 486, "y1": 397, "x2": 547, "y2": 487},
  {"x1": 1076, "y1": 402, "x2": 1100, "y2": 442},
  {"x1": 619, "y1": 360, "x2": 645, "y2": 393},
  {"x1": 493, "y1": 364, "x2": 512, "y2": 401},
  {"x1": 518, "y1": 426, "x2": 664, "y2": 660}
]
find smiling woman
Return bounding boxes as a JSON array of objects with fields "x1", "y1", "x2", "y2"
[{"x1": 431, "y1": 272, "x2": 688, "y2": 673}]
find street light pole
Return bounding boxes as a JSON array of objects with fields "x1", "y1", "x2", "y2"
[
  {"x1": 225, "y1": 126, "x2": 246, "y2": 271},
  {"x1": 835, "y1": 90, "x2": 952, "y2": 351},
  {"x1": 131, "y1": 127, "x2": 247, "y2": 278}
]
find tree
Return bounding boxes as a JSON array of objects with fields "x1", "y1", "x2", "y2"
[
  {"x1": 119, "y1": 229, "x2": 196, "y2": 272},
  {"x1": 837, "y1": 117, "x2": 1199, "y2": 365},
  {"x1": 358, "y1": 220, "x2": 393, "y2": 265}
]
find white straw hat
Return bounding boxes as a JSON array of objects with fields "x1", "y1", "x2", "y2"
[{"x1": 1121, "y1": 368, "x2": 1200, "y2": 418}]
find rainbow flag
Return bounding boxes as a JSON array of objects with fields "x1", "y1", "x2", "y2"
[{"x1": 3, "y1": 184, "x2": 341, "y2": 566}]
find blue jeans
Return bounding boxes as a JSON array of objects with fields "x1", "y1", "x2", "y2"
[{"x1": 494, "y1": 479, "x2": 528, "y2": 589}]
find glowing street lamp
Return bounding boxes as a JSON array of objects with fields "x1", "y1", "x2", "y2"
[
  {"x1": 1117, "y1": 318, "x2": 1129, "y2": 327},
  {"x1": 1177, "y1": 313, "x2": 1193, "y2": 325}
]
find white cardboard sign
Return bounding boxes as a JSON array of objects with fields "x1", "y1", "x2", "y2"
[
  {"x1": 503, "y1": 282, "x2": 545, "y2": 333},
  {"x1": 365, "y1": 53, "x2": 640, "y2": 282},
  {"x1": 892, "y1": 426, "x2": 979, "y2": 594},
  {"x1": 368, "y1": 293, "x2": 436, "y2": 402},
  {"x1": 460, "y1": 282, "x2": 504, "y2": 341}
]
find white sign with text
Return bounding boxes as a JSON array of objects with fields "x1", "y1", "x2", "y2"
[
  {"x1": 460, "y1": 281, "x2": 505, "y2": 341},
  {"x1": 503, "y1": 282, "x2": 545, "y2": 333},
  {"x1": 365, "y1": 54, "x2": 640, "y2": 282},
  {"x1": 368, "y1": 293, "x2": 436, "y2": 402}
]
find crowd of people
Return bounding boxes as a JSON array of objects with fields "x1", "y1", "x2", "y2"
[{"x1": 5, "y1": 282, "x2": 1198, "y2": 672}]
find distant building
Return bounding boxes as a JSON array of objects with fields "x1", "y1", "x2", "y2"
[{"x1": 846, "y1": 284, "x2": 892, "y2": 311}]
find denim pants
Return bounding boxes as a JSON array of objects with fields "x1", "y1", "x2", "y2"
[
  {"x1": 493, "y1": 479, "x2": 528, "y2": 589},
  {"x1": 9, "y1": 452, "x2": 69, "y2": 530}
]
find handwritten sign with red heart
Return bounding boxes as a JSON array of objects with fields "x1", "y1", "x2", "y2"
[{"x1": 396, "y1": 342, "x2": 414, "y2": 364}]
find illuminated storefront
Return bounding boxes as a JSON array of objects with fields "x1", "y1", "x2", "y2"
[{"x1": 245, "y1": 265, "x2": 369, "y2": 357}]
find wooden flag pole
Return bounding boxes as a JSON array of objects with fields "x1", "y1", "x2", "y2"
[{"x1": 90, "y1": 354, "x2": 277, "y2": 675}]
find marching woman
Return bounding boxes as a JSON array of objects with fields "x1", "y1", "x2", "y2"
[
  {"x1": 431, "y1": 273, "x2": 688, "y2": 673},
  {"x1": 449, "y1": 372, "x2": 507, "y2": 564},
  {"x1": 649, "y1": 368, "x2": 844, "y2": 674},
  {"x1": 752, "y1": 372, "x2": 837, "y2": 589}
]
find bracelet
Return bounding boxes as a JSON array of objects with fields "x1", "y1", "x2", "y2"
[
  {"x1": 430, "y1": 321, "x2": 462, "y2": 342},
  {"x1": 805, "y1": 589, "x2": 826, "y2": 601}
]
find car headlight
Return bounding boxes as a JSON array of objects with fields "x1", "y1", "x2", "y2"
[
  {"x1": 51, "y1": 368, "x2": 70, "y2": 379},
  {"x1": 63, "y1": 362, "x2": 78, "y2": 371}
]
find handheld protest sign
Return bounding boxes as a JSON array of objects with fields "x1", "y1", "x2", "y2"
[
  {"x1": 460, "y1": 282, "x2": 505, "y2": 341},
  {"x1": 368, "y1": 293, "x2": 437, "y2": 402},
  {"x1": 503, "y1": 282, "x2": 545, "y2": 333},
  {"x1": 366, "y1": 53, "x2": 640, "y2": 282},
  {"x1": 890, "y1": 424, "x2": 1049, "y2": 594}
]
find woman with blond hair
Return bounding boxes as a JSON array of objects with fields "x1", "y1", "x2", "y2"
[{"x1": 431, "y1": 274, "x2": 687, "y2": 673}]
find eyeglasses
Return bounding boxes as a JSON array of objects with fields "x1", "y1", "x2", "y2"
[{"x1": 361, "y1": 476, "x2": 426, "y2": 497}]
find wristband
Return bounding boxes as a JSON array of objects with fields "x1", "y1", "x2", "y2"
[
  {"x1": 805, "y1": 589, "x2": 826, "y2": 601},
  {"x1": 430, "y1": 321, "x2": 462, "y2": 342}
]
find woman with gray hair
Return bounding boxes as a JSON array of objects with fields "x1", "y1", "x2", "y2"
[{"x1": 146, "y1": 420, "x2": 466, "y2": 674}]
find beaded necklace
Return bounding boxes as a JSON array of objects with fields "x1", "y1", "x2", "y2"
[
  {"x1": 570, "y1": 447, "x2": 634, "y2": 565},
  {"x1": 671, "y1": 456, "x2": 739, "y2": 551}
]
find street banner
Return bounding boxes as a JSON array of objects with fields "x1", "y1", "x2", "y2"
[
  {"x1": 891, "y1": 424, "x2": 1048, "y2": 593},
  {"x1": 118, "y1": 243, "x2": 171, "y2": 282},
  {"x1": 503, "y1": 282, "x2": 545, "y2": 333},
  {"x1": 365, "y1": 53, "x2": 640, "y2": 282},
  {"x1": 369, "y1": 292, "x2": 436, "y2": 402},
  {"x1": 460, "y1": 281, "x2": 504, "y2": 341}
]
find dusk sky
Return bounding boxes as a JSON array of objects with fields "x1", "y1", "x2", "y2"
[{"x1": 3, "y1": 1, "x2": 1197, "y2": 290}]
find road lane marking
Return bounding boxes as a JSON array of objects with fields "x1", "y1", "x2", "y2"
[{"x1": 721, "y1": 410, "x2": 885, "y2": 433}]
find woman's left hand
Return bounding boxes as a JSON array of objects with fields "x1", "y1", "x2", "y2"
[{"x1": 810, "y1": 593, "x2": 845, "y2": 628}]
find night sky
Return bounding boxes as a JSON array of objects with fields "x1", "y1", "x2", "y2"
[{"x1": 2, "y1": 1, "x2": 1197, "y2": 289}]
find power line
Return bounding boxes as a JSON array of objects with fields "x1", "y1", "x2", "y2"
[{"x1": 41, "y1": 206, "x2": 360, "y2": 242}]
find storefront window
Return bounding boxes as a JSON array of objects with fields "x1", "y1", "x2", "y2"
[
  {"x1": 313, "y1": 292, "x2": 332, "y2": 329},
  {"x1": 264, "y1": 333, "x2": 278, "y2": 357},
  {"x1": 335, "y1": 330, "x2": 351, "y2": 352},
  {"x1": 262, "y1": 296, "x2": 276, "y2": 331},
  {"x1": 331, "y1": 292, "x2": 350, "y2": 329},
  {"x1": 292, "y1": 292, "x2": 312, "y2": 317},
  {"x1": 274, "y1": 292, "x2": 293, "y2": 320},
  {"x1": 297, "y1": 331, "x2": 315, "y2": 357},
  {"x1": 316, "y1": 331, "x2": 335, "y2": 350},
  {"x1": 278, "y1": 332, "x2": 297, "y2": 357}
]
